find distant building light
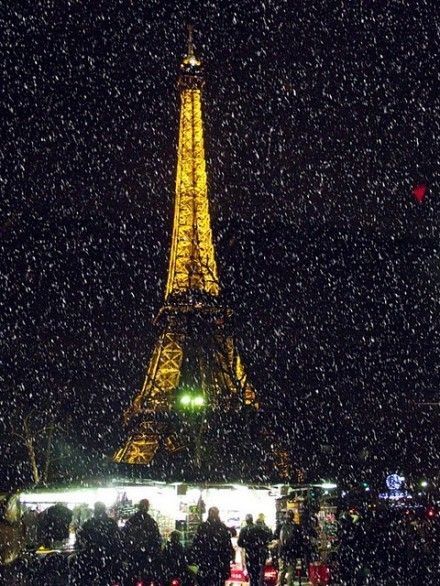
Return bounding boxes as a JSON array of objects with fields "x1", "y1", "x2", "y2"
[{"x1": 386, "y1": 474, "x2": 405, "y2": 491}]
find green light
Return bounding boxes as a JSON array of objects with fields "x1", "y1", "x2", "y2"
[
  {"x1": 421, "y1": 480, "x2": 428, "y2": 488},
  {"x1": 178, "y1": 392, "x2": 205, "y2": 409},
  {"x1": 193, "y1": 395, "x2": 205, "y2": 407}
]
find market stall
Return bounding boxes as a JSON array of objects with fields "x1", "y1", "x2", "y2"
[{"x1": 20, "y1": 480, "x2": 278, "y2": 544}]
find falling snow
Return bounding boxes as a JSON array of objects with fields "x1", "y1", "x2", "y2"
[{"x1": 1, "y1": 3, "x2": 440, "y2": 580}]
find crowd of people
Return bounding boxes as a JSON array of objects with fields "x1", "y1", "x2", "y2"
[
  {"x1": 1, "y1": 498, "x2": 275, "y2": 586},
  {"x1": 2, "y1": 494, "x2": 440, "y2": 585},
  {"x1": 0, "y1": 496, "x2": 309, "y2": 586},
  {"x1": 334, "y1": 507, "x2": 440, "y2": 585}
]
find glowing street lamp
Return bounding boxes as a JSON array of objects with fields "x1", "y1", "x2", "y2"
[
  {"x1": 180, "y1": 394, "x2": 192, "y2": 406},
  {"x1": 192, "y1": 395, "x2": 205, "y2": 407},
  {"x1": 178, "y1": 391, "x2": 205, "y2": 409}
]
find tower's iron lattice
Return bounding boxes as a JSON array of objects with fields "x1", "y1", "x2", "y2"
[{"x1": 114, "y1": 31, "x2": 269, "y2": 473}]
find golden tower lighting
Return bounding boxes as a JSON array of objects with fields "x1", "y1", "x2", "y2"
[{"x1": 114, "y1": 28, "x2": 258, "y2": 467}]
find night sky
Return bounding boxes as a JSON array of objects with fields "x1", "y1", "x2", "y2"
[{"x1": 2, "y1": 1, "x2": 439, "y2": 488}]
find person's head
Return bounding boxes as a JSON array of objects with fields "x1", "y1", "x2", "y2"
[
  {"x1": 245, "y1": 514, "x2": 253, "y2": 525},
  {"x1": 169, "y1": 530, "x2": 181, "y2": 545},
  {"x1": 138, "y1": 499, "x2": 150, "y2": 513},
  {"x1": 286, "y1": 510, "x2": 295, "y2": 522},
  {"x1": 257, "y1": 513, "x2": 265, "y2": 524},
  {"x1": 208, "y1": 507, "x2": 220, "y2": 522},
  {"x1": 94, "y1": 502, "x2": 106, "y2": 518}
]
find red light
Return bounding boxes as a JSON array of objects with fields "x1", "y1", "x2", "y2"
[
  {"x1": 412, "y1": 183, "x2": 427, "y2": 203},
  {"x1": 264, "y1": 566, "x2": 278, "y2": 585},
  {"x1": 171, "y1": 580, "x2": 181, "y2": 586}
]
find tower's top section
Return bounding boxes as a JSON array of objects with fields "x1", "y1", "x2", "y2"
[
  {"x1": 179, "y1": 24, "x2": 204, "y2": 90},
  {"x1": 165, "y1": 28, "x2": 220, "y2": 301},
  {"x1": 182, "y1": 24, "x2": 201, "y2": 69}
]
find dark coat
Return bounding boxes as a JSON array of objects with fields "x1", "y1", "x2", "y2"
[
  {"x1": 77, "y1": 513, "x2": 121, "y2": 555},
  {"x1": 279, "y1": 520, "x2": 303, "y2": 563},
  {"x1": 162, "y1": 541, "x2": 188, "y2": 578},
  {"x1": 191, "y1": 518, "x2": 233, "y2": 578},
  {"x1": 38, "y1": 504, "x2": 72, "y2": 544},
  {"x1": 238, "y1": 522, "x2": 272, "y2": 565},
  {"x1": 123, "y1": 510, "x2": 161, "y2": 556},
  {"x1": 70, "y1": 514, "x2": 122, "y2": 585}
]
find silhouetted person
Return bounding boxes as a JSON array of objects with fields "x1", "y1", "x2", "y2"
[
  {"x1": 277, "y1": 510, "x2": 302, "y2": 586},
  {"x1": 191, "y1": 506, "x2": 234, "y2": 586},
  {"x1": 22, "y1": 507, "x2": 39, "y2": 549},
  {"x1": 34, "y1": 551, "x2": 70, "y2": 586},
  {"x1": 0, "y1": 493, "x2": 26, "y2": 585},
  {"x1": 256, "y1": 513, "x2": 271, "y2": 534},
  {"x1": 38, "y1": 503, "x2": 72, "y2": 548},
  {"x1": 238, "y1": 514, "x2": 272, "y2": 586},
  {"x1": 338, "y1": 511, "x2": 378, "y2": 585},
  {"x1": 300, "y1": 507, "x2": 319, "y2": 567},
  {"x1": 123, "y1": 498, "x2": 162, "y2": 581},
  {"x1": 70, "y1": 501, "x2": 122, "y2": 585},
  {"x1": 162, "y1": 530, "x2": 193, "y2": 585}
]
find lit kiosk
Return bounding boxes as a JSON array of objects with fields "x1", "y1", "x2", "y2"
[{"x1": 113, "y1": 29, "x2": 277, "y2": 484}]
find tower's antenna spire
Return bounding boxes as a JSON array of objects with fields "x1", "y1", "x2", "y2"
[
  {"x1": 187, "y1": 23, "x2": 195, "y2": 57},
  {"x1": 182, "y1": 23, "x2": 201, "y2": 68}
]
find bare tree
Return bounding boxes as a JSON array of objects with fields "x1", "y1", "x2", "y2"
[{"x1": 11, "y1": 409, "x2": 63, "y2": 485}]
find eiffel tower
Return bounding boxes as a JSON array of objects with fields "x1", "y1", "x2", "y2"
[{"x1": 114, "y1": 29, "x2": 277, "y2": 479}]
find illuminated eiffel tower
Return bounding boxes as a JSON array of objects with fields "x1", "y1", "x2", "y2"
[{"x1": 114, "y1": 29, "x2": 272, "y2": 478}]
